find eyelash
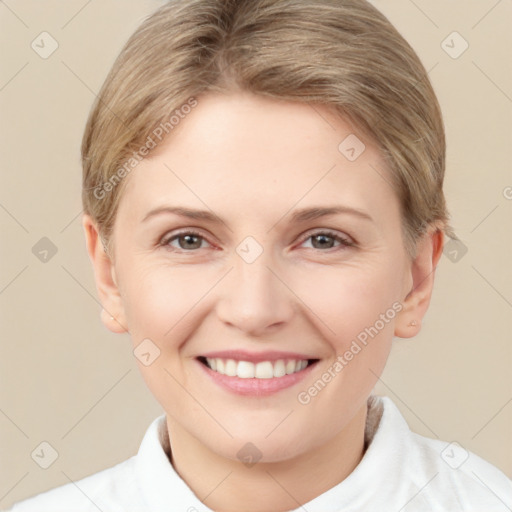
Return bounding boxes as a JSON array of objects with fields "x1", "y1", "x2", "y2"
[{"x1": 159, "y1": 229, "x2": 355, "y2": 253}]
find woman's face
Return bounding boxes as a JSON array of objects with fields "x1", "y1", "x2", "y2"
[{"x1": 89, "y1": 91, "x2": 430, "y2": 462}]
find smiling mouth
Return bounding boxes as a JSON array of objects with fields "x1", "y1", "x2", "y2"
[{"x1": 197, "y1": 357, "x2": 319, "y2": 379}]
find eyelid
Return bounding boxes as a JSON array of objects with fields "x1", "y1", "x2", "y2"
[
  {"x1": 160, "y1": 227, "x2": 215, "y2": 248},
  {"x1": 297, "y1": 228, "x2": 355, "y2": 247}
]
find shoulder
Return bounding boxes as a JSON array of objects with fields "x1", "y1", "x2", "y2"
[
  {"x1": 7, "y1": 456, "x2": 141, "y2": 512},
  {"x1": 7, "y1": 414, "x2": 173, "y2": 512},
  {"x1": 409, "y1": 430, "x2": 511, "y2": 510},
  {"x1": 378, "y1": 396, "x2": 512, "y2": 511}
]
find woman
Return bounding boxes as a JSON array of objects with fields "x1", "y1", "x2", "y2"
[{"x1": 9, "y1": 0, "x2": 511, "y2": 510}]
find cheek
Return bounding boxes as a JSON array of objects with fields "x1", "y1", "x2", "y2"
[
  {"x1": 122, "y1": 264, "x2": 180, "y2": 343},
  {"x1": 119, "y1": 263, "x2": 213, "y2": 409},
  {"x1": 120, "y1": 262, "x2": 208, "y2": 343},
  {"x1": 289, "y1": 263, "x2": 402, "y2": 433},
  {"x1": 296, "y1": 259, "x2": 404, "y2": 345}
]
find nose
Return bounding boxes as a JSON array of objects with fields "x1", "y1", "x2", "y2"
[{"x1": 215, "y1": 249, "x2": 295, "y2": 337}]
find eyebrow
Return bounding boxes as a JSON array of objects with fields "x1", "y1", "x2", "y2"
[{"x1": 142, "y1": 205, "x2": 373, "y2": 225}]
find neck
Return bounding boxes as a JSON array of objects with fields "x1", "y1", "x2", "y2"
[{"x1": 166, "y1": 403, "x2": 368, "y2": 512}]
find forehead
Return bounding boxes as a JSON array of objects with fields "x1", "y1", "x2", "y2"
[{"x1": 119, "y1": 91, "x2": 399, "y2": 224}]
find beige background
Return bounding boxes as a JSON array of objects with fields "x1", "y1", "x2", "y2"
[{"x1": 1, "y1": 0, "x2": 511, "y2": 508}]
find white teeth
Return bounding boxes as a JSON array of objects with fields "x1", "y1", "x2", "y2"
[
  {"x1": 225, "y1": 359, "x2": 237, "y2": 377},
  {"x1": 285, "y1": 360, "x2": 296, "y2": 374},
  {"x1": 237, "y1": 360, "x2": 255, "y2": 378},
  {"x1": 204, "y1": 357, "x2": 311, "y2": 378},
  {"x1": 273, "y1": 359, "x2": 286, "y2": 377},
  {"x1": 255, "y1": 361, "x2": 274, "y2": 379}
]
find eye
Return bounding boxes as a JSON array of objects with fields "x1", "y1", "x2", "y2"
[
  {"x1": 161, "y1": 230, "x2": 212, "y2": 251},
  {"x1": 299, "y1": 230, "x2": 354, "y2": 250},
  {"x1": 159, "y1": 228, "x2": 354, "y2": 253}
]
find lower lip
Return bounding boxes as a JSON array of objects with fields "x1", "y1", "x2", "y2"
[{"x1": 197, "y1": 359, "x2": 317, "y2": 396}]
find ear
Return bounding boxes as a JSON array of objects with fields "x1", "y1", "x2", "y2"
[
  {"x1": 82, "y1": 214, "x2": 128, "y2": 334},
  {"x1": 394, "y1": 227, "x2": 444, "y2": 338}
]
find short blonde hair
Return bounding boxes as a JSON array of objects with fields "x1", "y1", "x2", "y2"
[{"x1": 81, "y1": 0, "x2": 455, "y2": 257}]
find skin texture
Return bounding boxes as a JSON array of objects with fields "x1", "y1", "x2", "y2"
[{"x1": 84, "y1": 91, "x2": 443, "y2": 512}]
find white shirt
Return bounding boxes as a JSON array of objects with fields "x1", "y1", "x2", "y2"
[{"x1": 8, "y1": 396, "x2": 512, "y2": 512}]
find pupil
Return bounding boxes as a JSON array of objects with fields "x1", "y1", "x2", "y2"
[
  {"x1": 313, "y1": 234, "x2": 333, "y2": 249},
  {"x1": 180, "y1": 234, "x2": 201, "y2": 249}
]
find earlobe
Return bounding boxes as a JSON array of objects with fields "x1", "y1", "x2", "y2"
[
  {"x1": 100, "y1": 308, "x2": 127, "y2": 334},
  {"x1": 395, "y1": 228, "x2": 444, "y2": 338},
  {"x1": 82, "y1": 214, "x2": 128, "y2": 334}
]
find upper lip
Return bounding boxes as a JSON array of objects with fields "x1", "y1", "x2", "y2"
[{"x1": 198, "y1": 350, "x2": 318, "y2": 363}]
